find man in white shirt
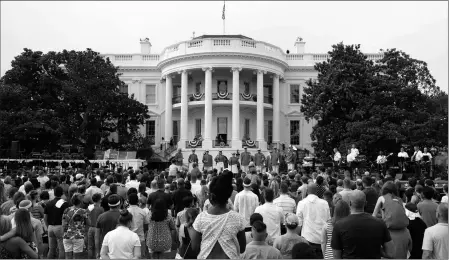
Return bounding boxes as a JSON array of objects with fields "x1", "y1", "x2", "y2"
[
  {"x1": 234, "y1": 178, "x2": 259, "y2": 225},
  {"x1": 411, "y1": 146, "x2": 423, "y2": 177},
  {"x1": 296, "y1": 183, "x2": 330, "y2": 259},
  {"x1": 85, "y1": 178, "x2": 103, "y2": 199},
  {"x1": 255, "y1": 188, "x2": 284, "y2": 240},
  {"x1": 273, "y1": 182, "x2": 296, "y2": 215},
  {"x1": 422, "y1": 203, "x2": 448, "y2": 259},
  {"x1": 333, "y1": 148, "x2": 341, "y2": 166},
  {"x1": 168, "y1": 159, "x2": 178, "y2": 177},
  {"x1": 398, "y1": 147, "x2": 409, "y2": 171},
  {"x1": 350, "y1": 144, "x2": 359, "y2": 157},
  {"x1": 422, "y1": 147, "x2": 433, "y2": 176},
  {"x1": 189, "y1": 167, "x2": 202, "y2": 197},
  {"x1": 441, "y1": 185, "x2": 448, "y2": 203},
  {"x1": 125, "y1": 172, "x2": 140, "y2": 190}
]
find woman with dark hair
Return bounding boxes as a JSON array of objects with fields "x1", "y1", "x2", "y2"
[
  {"x1": 62, "y1": 193, "x2": 89, "y2": 259},
  {"x1": 236, "y1": 178, "x2": 244, "y2": 193},
  {"x1": 273, "y1": 213, "x2": 308, "y2": 259},
  {"x1": 315, "y1": 176, "x2": 327, "y2": 199},
  {"x1": 146, "y1": 198, "x2": 177, "y2": 259},
  {"x1": 191, "y1": 170, "x2": 246, "y2": 259},
  {"x1": 100, "y1": 209, "x2": 141, "y2": 259},
  {"x1": 138, "y1": 183, "x2": 148, "y2": 201},
  {"x1": 291, "y1": 242, "x2": 318, "y2": 259},
  {"x1": 321, "y1": 200, "x2": 350, "y2": 259},
  {"x1": 0, "y1": 215, "x2": 38, "y2": 259}
]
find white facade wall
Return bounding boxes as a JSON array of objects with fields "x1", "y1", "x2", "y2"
[{"x1": 103, "y1": 36, "x2": 383, "y2": 155}]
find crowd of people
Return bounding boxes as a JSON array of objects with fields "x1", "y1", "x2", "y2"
[{"x1": 0, "y1": 157, "x2": 448, "y2": 259}]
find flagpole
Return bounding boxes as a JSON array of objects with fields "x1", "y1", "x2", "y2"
[{"x1": 222, "y1": 0, "x2": 226, "y2": 35}]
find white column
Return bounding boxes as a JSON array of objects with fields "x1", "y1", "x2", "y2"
[
  {"x1": 178, "y1": 70, "x2": 188, "y2": 148},
  {"x1": 164, "y1": 75, "x2": 173, "y2": 142},
  {"x1": 231, "y1": 67, "x2": 242, "y2": 149},
  {"x1": 202, "y1": 67, "x2": 213, "y2": 149},
  {"x1": 272, "y1": 74, "x2": 280, "y2": 149},
  {"x1": 256, "y1": 70, "x2": 267, "y2": 150}
]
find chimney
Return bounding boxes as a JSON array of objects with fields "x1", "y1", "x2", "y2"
[
  {"x1": 140, "y1": 38, "x2": 152, "y2": 54},
  {"x1": 294, "y1": 37, "x2": 305, "y2": 54}
]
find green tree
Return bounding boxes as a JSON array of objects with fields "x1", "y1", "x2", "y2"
[
  {"x1": 0, "y1": 48, "x2": 150, "y2": 157},
  {"x1": 301, "y1": 43, "x2": 447, "y2": 159}
]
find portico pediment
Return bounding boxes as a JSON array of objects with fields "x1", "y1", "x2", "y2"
[{"x1": 285, "y1": 110, "x2": 303, "y2": 117}]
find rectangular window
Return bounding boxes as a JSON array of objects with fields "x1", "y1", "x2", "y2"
[
  {"x1": 290, "y1": 84, "x2": 300, "y2": 104},
  {"x1": 173, "y1": 85, "x2": 181, "y2": 97},
  {"x1": 172, "y1": 120, "x2": 179, "y2": 144},
  {"x1": 145, "y1": 121, "x2": 156, "y2": 145},
  {"x1": 290, "y1": 120, "x2": 300, "y2": 145},
  {"x1": 217, "y1": 80, "x2": 228, "y2": 93},
  {"x1": 217, "y1": 117, "x2": 227, "y2": 134},
  {"x1": 264, "y1": 85, "x2": 273, "y2": 104},
  {"x1": 195, "y1": 119, "x2": 201, "y2": 136},
  {"x1": 244, "y1": 119, "x2": 250, "y2": 139},
  {"x1": 195, "y1": 82, "x2": 201, "y2": 94},
  {"x1": 145, "y1": 84, "x2": 156, "y2": 104},
  {"x1": 119, "y1": 84, "x2": 128, "y2": 94},
  {"x1": 264, "y1": 120, "x2": 272, "y2": 144}
]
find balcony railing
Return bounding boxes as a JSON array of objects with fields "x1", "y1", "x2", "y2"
[
  {"x1": 212, "y1": 92, "x2": 233, "y2": 100},
  {"x1": 242, "y1": 140, "x2": 259, "y2": 149},
  {"x1": 213, "y1": 140, "x2": 231, "y2": 148},
  {"x1": 172, "y1": 95, "x2": 181, "y2": 104}
]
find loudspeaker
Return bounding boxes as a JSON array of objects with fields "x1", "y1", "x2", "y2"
[{"x1": 10, "y1": 141, "x2": 19, "y2": 158}]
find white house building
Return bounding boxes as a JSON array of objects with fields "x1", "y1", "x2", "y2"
[{"x1": 103, "y1": 35, "x2": 383, "y2": 161}]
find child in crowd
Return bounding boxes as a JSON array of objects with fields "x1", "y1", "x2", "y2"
[
  {"x1": 178, "y1": 208, "x2": 199, "y2": 259},
  {"x1": 241, "y1": 220, "x2": 282, "y2": 259},
  {"x1": 176, "y1": 196, "x2": 194, "y2": 231}
]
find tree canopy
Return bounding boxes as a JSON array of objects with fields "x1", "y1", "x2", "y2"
[
  {"x1": 301, "y1": 43, "x2": 447, "y2": 158},
  {"x1": 0, "y1": 48, "x2": 150, "y2": 158}
]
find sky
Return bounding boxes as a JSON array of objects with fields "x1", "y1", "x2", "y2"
[{"x1": 1, "y1": 1, "x2": 448, "y2": 92}]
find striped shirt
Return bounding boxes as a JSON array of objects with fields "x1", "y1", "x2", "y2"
[
  {"x1": 324, "y1": 219, "x2": 333, "y2": 259},
  {"x1": 273, "y1": 194, "x2": 296, "y2": 215}
]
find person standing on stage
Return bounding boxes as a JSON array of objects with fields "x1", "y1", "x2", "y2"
[
  {"x1": 174, "y1": 149, "x2": 184, "y2": 171},
  {"x1": 254, "y1": 149, "x2": 266, "y2": 174},
  {"x1": 376, "y1": 151, "x2": 387, "y2": 174},
  {"x1": 215, "y1": 151, "x2": 226, "y2": 173},
  {"x1": 240, "y1": 147, "x2": 252, "y2": 174},
  {"x1": 350, "y1": 144, "x2": 359, "y2": 158},
  {"x1": 411, "y1": 146, "x2": 423, "y2": 178},
  {"x1": 285, "y1": 146, "x2": 295, "y2": 171},
  {"x1": 202, "y1": 150, "x2": 213, "y2": 172},
  {"x1": 398, "y1": 147, "x2": 409, "y2": 172},
  {"x1": 188, "y1": 149, "x2": 198, "y2": 172},
  {"x1": 229, "y1": 153, "x2": 239, "y2": 175},
  {"x1": 271, "y1": 148, "x2": 280, "y2": 174},
  {"x1": 333, "y1": 148, "x2": 341, "y2": 167},
  {"x1": 422, "y1": 147, "x2": 433, "y2": 177}
]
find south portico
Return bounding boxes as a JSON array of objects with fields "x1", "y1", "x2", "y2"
[{"x1": 160, "y1": 65, "x2": 283, "y2": 152}]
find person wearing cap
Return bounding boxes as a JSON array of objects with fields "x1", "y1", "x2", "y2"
[
  {"x1": 254, "y1": 149, "x2": 266, "y2": 174},
  {"x1": 188, "y1": 149, "x2": 198, "y2": 172},
  {"x1": 215, "y1": 151, "x2": 226, "y2": 173},
  {"x1": 202, "y1": 150, "x2": 213, "y2": 171},
  {"x1": 241, "y1": 220, "x2": 283, "y2": 259},
  {"x1": 95, "y1": 194, "x2": 122, "y2": 258},
  {"x1": 234, "y1": 178, "x2": 259, "y2": 224},
  {"x1": 273, "y1": 213, "x2": 308, "y2": 259},
  {"x1": 240, "y1": 147, "x2": 252, "y2": 174},
  {"x1": 229, "y1": 152, "x2": 239, "y2": 175},
  {"x1": 174, "y1": 149, "x2": 184, "y2": 171}
]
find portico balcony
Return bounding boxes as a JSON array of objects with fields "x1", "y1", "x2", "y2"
[{"x1": 172, "y1": 93, "x2": 273, "y2": 105}]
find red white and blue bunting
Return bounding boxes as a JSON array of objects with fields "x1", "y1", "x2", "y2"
[
  {"x1": 241, "y1": 92, "x2": 253, "y2": 100},
  {"x1": 188, "y1": 140, "x2": 200, "y2": 148},
  {"x1": 217, "y1": 92, "x2": 229, "y2": 99},
  {"x1": 192, "y1": 93, "x2": 204, "y2": 100},
  {"x1": 245, "y1": 140, "x2": 256, "y2": 148}
]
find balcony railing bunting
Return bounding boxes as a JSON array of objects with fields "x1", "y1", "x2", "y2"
[
  {"x1": 186, "y1": 140, "x2": 202, "y2": 148},
  {"x1": 173, "y1": 94, "x2": 273, "y2": 104},
  {"x1": 213, "y1": 140, "x2": 232, "y2": 148}
]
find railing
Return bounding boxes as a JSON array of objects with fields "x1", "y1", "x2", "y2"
[
  {"x1": 165, "y1": 144, "x2": 178, "y2": 158},
  {"x1": 213, "y1": 39, "x2": 231, "y2": 46},
  {"x1": 188, "y1": 40, "x2": 203, "y2": 48},
  {"x1": 313, "y1": 54, "x2": 330, "y2": 61},
  {"x1": 115, "y1": 55, "x2": 133, "y2": 61},
  {"x1": 173, "y1": 93, "x2": 273, "y2": 104},
  {"x1": 189, "y1": 93, "x2": 205, "y2": 101},
  {"x1": 242, "y1": 140, "x2": 259, "y2": 148},
  {"x1": 264, "y1": 96, "x2": 273, "y2": 104},
  {"x1": 186, "y1": 140, "x2": 203, "y2": 148},
  {"x1": 241, "y1": 40, "x2": 256, "y2": 48},
  {"x1": 213, "y1": 140, "x2": 231, "y2": 148},
  {"x1": 286, "y1": 54, "x2": 304, "y2": 60},
  {"x1": 142, "y1": 55, "x2": 159, "y2": 61}
]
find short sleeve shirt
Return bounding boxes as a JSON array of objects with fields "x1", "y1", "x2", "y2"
[
  {"x1": 102, "y1": 226, "x2": 140, "y2": 259},
  {"x1": 331, "y1": 213, "x2": 391, "y2": 259},
  {"x1": 422, "y1": 223, "x2": 449, "y2": 259},
  {"x1": 193, "y1": 211, "x2": 246, "y2": 259}
]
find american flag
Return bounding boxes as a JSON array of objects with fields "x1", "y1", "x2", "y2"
[{"x1": 222, "y1": 1, "x2": 225, "y2": 20}]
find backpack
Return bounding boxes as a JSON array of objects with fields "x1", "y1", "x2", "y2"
[
  {"x1": 383, "y1": 194, "x2": 409, "y2": 230},
  {"x1": 147, "y1": 218, "x2": 173, "y2": 253}
]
